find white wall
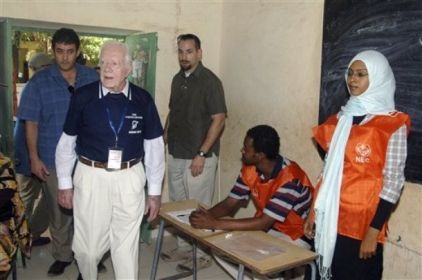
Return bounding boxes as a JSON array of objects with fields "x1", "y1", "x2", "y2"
[{"x1": 1, "y1": 0, "x2": 421, "y2": 278}]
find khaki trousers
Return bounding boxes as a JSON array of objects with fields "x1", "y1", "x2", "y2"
[
  {"x1": 168, "y1": 153, "x2": 218, "y2": 206},
  {"x1": 72, "y1": 161, "x2": 146, "y2": 280},
  {"x1": 168, "y1": 153, "x2": 218, "y2": 251},
  {"x1": 16, "y1": 174, "x2": 49, "y2": 239},
  {"x1": 20, "y1": 169, "x2": 73, "y2": 262}
]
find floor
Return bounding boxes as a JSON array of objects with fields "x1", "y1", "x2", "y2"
[{"x1": 11, "y1": 235, "x2": 232, "y2": 280}]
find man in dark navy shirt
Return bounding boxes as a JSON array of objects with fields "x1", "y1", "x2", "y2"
[{"x1": 55, "y1": 41, "x2": 165, "y2": 280}]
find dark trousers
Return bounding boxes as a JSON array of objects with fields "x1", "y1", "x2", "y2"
[{"x1": 331, "y1": 234, "x2": 383, "y2": 280}]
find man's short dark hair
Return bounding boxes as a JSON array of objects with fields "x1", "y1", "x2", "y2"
[
  {"x1": 177, "y1": 33, "x2": 201, "y2": 49},
  {"x1": 52, "y1": 28, "x2": 80, "y2": 50},
  {"x1": 246, "y1": 125, "x2": 280, "y2": 160}
]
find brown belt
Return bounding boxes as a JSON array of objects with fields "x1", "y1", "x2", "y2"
[{"x1": 78, "y1": 157, "x2": 141, "y2": 170}]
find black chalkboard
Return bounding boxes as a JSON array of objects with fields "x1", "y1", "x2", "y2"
[{"x1": 320, "y1": 0, "x2": 422, "y2": 183}]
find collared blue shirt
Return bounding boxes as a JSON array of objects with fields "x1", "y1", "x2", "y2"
[{"x1": 17, "y1": 63, "x2": 99, "y2": 169}]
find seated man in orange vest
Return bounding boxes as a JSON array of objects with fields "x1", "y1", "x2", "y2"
[{"x1": 189, "y1": 125, "x2": 314, "y2": 279}]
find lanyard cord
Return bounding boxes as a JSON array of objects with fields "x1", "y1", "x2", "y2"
[
  {"x1": 105, "y1": 104, "x2": 128, "y2": 147},
  {"x1": 101, "y1": 85, "x2": 130, "y2": 147}
]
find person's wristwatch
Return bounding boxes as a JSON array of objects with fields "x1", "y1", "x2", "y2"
[{"x1": 197, "y1": 150, "x2": 207, "y2": 157}]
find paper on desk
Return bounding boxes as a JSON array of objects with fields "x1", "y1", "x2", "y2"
[
  {"x1": 167, "y1": 209, "x2": 221, "y2": 233},
  {"x1": 168, "y1": 208, "x2": 196, "y2": 225},
  {"x1": 215, "y1": 233, "x2": 286, "y2": 261}
]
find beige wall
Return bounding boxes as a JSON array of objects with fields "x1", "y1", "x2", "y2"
[
  {"x1": 384, "y1": 182, "x2": 422, "y2": 279},
  {"x1": 2, "y1": 0, "x2": 421, "y2": 278},
  {"x1": 219, "y1": 1, "x2": 324, "y2": 200}
]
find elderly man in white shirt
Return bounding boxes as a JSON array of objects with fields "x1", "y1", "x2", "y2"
[{"x1": 56, "y1": 41, "x2": 164, "y2": 280}]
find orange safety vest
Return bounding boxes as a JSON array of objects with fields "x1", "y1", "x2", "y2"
[
  {"x1": 241, "y1": 161, "x2": 313, "y2": 240},
  {"x1": 313, "y1": 112, "x2": 411, "y2": 243}
]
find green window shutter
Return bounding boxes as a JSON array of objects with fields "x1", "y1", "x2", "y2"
[
  {"x1": 0, "y1": 19, "x2": 14, "y2": 156},
  {"x1": 125, "y1": 32, "x2": 158, "y2": 98}
]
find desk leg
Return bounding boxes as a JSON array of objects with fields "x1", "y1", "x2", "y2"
[
  {"x1": 309, "y1": 261, "x2": 317, "y2": 280},
  {"x1": 236, "y1": 264, "x2": 245, "y2": 280},
  {"x1": 192, "y1": 240, "x2": 197, "y2": 280},
  {"x1": 150, "y1": 219, "x2": 165, "y2": 280}
]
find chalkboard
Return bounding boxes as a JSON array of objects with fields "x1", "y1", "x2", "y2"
[{"x1": 320, "y1": 0, "x2": 422, "y2": 183}]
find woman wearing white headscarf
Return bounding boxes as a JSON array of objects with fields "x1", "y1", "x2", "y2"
[{"x1": 304, "y1": 50, "x2": 411, "y2": 280}]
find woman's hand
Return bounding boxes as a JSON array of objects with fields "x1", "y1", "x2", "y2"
[{"x1": 360, "y1": 227, "x2": 379, "y2": 259}]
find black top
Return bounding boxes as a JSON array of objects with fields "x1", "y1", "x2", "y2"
[{"x1": 167, "y1": 62, "x2": 227, "y2": 158}]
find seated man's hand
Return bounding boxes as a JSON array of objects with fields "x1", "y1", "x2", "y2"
[{"x1": 189, "y1": 207, "x2": 216, "y2": 230}]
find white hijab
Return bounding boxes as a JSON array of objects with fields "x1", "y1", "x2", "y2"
[{"x1": 314, "y1": 50, "x2": 396, "y2": 279}]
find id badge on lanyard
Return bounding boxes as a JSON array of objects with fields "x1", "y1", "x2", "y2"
[
  {"x1": 107, "y1": 147, "x2": 123, "y2": 170},
  {"x1": 103, "y1": 87, "x2": 129, "y2": 170}
]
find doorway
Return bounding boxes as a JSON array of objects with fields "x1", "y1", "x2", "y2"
[{"x1": 0, "y1": 18, "x2": 158, "y2": 157}]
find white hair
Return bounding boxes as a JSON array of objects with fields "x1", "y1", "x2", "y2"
[{"x1": 100, "y1": 41, "x2": 131, "y2": 67}]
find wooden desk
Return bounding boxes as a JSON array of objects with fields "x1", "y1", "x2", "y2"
[
  {"x1": 158, "y1": 199, "x2": 221, "y2": 239},
  {"x1": 204, "y1": 231, "x2": 317, "y2": 277},
  {"x1": 150, "y1": 199, "x2": 219, "y2": 280},
  {"x1": 150, "y1": 200, "x2": 317, "y2": 280}
]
